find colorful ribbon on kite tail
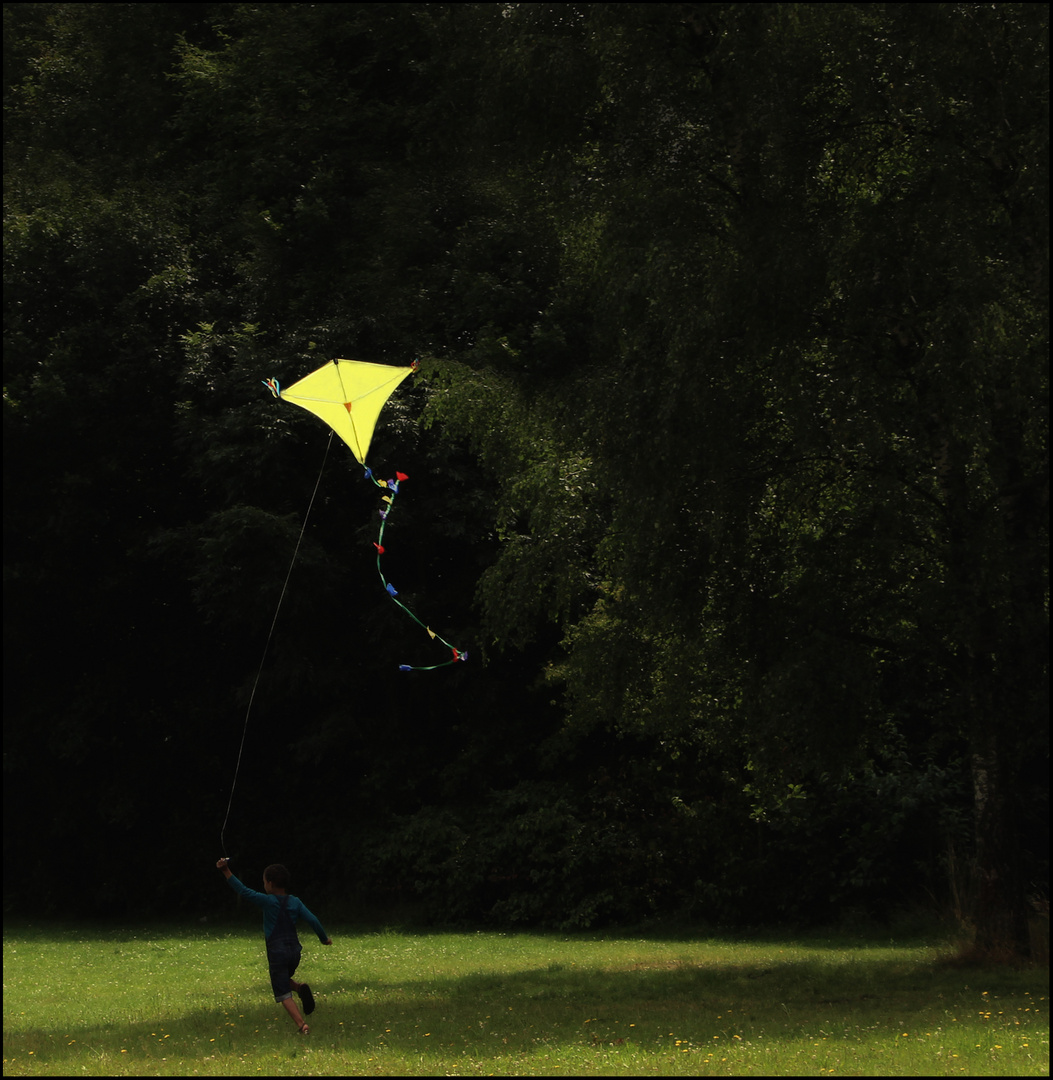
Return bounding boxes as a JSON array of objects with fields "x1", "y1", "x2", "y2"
[{"x1": 364, "y1": 467, "x2": 468, "y2": 672}]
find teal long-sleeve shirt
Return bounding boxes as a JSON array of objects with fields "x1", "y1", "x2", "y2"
[{"x1": 226, "y1": 874, "x2": 329, "y2": 943}]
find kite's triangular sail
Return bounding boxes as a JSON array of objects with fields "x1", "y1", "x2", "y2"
[
  {"x1": 264, "y1": 358, "x2": 466, "y2": 671},
  {"x1": 267, "y1": 358, "x2": 416, "y2": 466}
]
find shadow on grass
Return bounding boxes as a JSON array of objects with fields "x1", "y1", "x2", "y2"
[{"x1": 7, "y1": 945, "x2": 1044, "y2": 1073}]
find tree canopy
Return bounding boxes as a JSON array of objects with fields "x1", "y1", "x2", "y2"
[{"x1": 4, "y1": 2, "x2": 1047, "y2": 954}]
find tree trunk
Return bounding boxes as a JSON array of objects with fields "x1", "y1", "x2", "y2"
[{"x1": 970, "y1": 724, "x2": 1031, "y2": 959}]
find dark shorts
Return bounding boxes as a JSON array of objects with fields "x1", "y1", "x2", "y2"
[{"x1": 267, "y1": 941, "x2": 302, "y2": 1002}]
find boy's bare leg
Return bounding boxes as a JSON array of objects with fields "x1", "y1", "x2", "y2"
[{"x1": 281, "y1": 996, "x2": 308, "y2": 1031}]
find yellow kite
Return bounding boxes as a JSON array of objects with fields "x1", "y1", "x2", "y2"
[
  {"x1": 267, "y1": 358, "x2": 416, "y2": 466},
  {"x1": 264, "y1": 358, "x2": 466, "y2": 671}
]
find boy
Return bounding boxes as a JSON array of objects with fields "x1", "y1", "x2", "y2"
[{"x1": 216, "y1": 857, "x2": 332, "y2": 1035}]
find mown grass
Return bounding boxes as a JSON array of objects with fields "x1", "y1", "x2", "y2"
[{"x1": 3, "y1": 921, "x2": 1047, "y2": 1075}]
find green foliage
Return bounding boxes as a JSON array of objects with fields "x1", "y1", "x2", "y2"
[
  {"x1": 3, "y1": 3, "x2": 1047, "y2": 943},
  {"x1": 421, "y1": 2, "x2": 1047, "y2": 942}
]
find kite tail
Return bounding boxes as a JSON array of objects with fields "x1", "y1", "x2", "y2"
[{"x1": 364, "y1": 468, "x2": 468, "y2": 671}]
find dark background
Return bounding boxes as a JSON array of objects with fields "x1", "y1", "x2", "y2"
[{"x1": 4, "y1": 3, "x2": 1047, "y2": 955}]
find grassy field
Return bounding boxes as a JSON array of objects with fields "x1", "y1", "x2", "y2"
[{"x1": 3, "y1": 921, "x2": 1047, "y2": 1075}]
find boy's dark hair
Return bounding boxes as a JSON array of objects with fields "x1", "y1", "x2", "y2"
[{"x1": 264, "y1": 863, "x2": 291, "y2": 890}]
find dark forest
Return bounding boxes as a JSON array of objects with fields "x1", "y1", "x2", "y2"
[{"x1": 3, "y1": 3, "x2": 1048, "y2": 957}]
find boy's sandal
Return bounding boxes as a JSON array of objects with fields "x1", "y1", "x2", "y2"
[
  {"x1": 299, "y1": 983, "x2": 316, "y2": 1015},
  {"x1": 298, "y1": 1022, "x2": 309, "y2": 1035}
]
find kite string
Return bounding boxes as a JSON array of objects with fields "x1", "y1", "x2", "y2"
[{"x1": 220, "y1": 430, "x2": 334, "y2": 857}]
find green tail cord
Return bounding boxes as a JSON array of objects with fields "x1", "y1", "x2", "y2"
[{"x1": 365, "y1": 468, "x2": 467, "y2": 671}]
